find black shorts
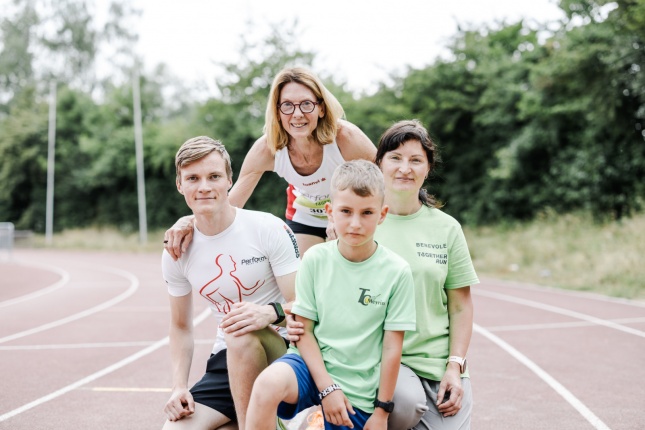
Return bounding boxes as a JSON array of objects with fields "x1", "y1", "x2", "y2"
[
  {"x1": 190, "y1": 349, "x2": 237, "y2": 420},
  {"x1": 190, "y1": 338, "x2": 290, "y2": 420},
  {"x1": 285, "y1": 219, "x2": 327, "y2": 240}
]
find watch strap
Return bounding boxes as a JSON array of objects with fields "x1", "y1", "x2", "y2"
[
  {"x1": 447, "y1": 355, "x2": 467, "y2": 373},
  {"x1": 268, "y1": 302, "x2": 285, "y2": 324},
  {"x1": 373, "y1": 398, "x2": 395, "y2": 413}
]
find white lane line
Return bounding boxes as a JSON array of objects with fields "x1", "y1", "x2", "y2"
[
  {"x1": 475, "y1": 289, "x2": 645, "y2": 338},
  {"x1": 0, "y1": 308, "x2": 211, "y2": 423},
  {"x1": 0, "y1": 338, "x2": 215, "y2": 351},
  {"x1": 486, "y1": 317, "x2": 645, "y2": 332},
  {"x1": 480, "y1": 277, "x2": 645, "y2": 308},
  {"x1": 0, "y1": 262, "x2": 70, "y2": 308},
  {"x1": 0, "y1": 266, "x2": 138, "y2": 345},
  {"x1": 474, "y1": 324, "x2": 611, "y2": 430},
  {"x1": 90, "y1": 387, "x2": 171, "y2": 393}
]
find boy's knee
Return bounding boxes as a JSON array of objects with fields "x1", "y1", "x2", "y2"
[
  {"x1": 251, "y1": 363, "x2": 295, "y2": 405},
  {"x1": 253, "y1": 366, "x2": 279, "y2": 391},
  {"x1": 250, "y1": 368, "x2": 281, "y2": 405}
]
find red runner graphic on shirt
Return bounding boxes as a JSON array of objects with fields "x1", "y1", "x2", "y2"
[{"x1": 199, "y1": 254, "x2": 265, "y2": 313}]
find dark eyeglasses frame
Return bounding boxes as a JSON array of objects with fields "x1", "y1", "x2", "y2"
[{"x1": 277, "y1": 100, "x2": 320, "y2": 115}]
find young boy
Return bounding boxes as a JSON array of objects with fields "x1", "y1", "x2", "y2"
[
  {"x1": 245, "y1": 160, "x2": 416, "y2": 430},
  {"x1": 161, "y1": 136, "x2": 300, "y2": 430}
]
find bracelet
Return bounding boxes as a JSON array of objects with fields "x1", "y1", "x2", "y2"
[{"x1": 318, "y1": 383, "x2": 342, "y2": 400}]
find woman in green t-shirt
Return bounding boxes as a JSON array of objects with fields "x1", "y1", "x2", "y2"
[
  {"x1": 372, "y1": 120, "x2": 478, "y2": 430},
  {"x1": 289, "y1": 119, "x2": 478, "y2": 430}
]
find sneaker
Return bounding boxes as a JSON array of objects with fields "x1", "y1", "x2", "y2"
[{"x1": 305, "y1": 409, "x2": 324, "y2": 430}]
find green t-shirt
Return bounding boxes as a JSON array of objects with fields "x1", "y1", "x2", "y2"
[
  {"x1": 374, "y1": 206, "x2": 479, "y2": 381},
  {"x1": 291, "y1": 240, "x2": 416, "y2": 412}
]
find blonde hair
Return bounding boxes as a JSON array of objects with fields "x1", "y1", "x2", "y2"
[
  {"x1": 330, "y1": 160, "x2": 384, "y2": 201},
  {"x1": 264, "y1": 67, "x2": 345, "y2": 154},
  {"x1": 175, "y1": 136, "x2": 233, "y2": 181}
]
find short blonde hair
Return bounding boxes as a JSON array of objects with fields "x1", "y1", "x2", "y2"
[
  {"x1": 330, "y1": 160, "x2": 384, "y2": 201},
  {"x1": 175, "y1": 136, "x2": 233, "y2": 181},
  {"x1": 264, "y1": 67, "x2": 345, "y2": 154}
]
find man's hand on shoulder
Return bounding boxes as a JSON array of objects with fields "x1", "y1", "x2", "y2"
[
  {"x1": 164, "y1": 215, "x2": 195, "y2": 261},
  {"x1": 220, "y1": 302, "x2": 276, "y2": 336}
]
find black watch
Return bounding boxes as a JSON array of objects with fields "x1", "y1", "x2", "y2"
[
  {"x1": 373, "y1": 398, "x2": 395, "y2": 413},
  {"x1": 268, "y1": 302, "x2": 285, "y2": 324}
]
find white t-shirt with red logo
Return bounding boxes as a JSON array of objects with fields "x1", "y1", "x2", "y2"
[
  {"x1": 273, "y1": 141, "x2": 345, "y2": 228},
  {"x1": 162, "y1": 208, "x2": 300, "y2": 354}
]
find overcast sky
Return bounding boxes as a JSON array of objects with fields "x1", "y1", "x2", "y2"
[
  {"x1": 129, "y1": 0, "x2": 568, "y2": 94},
  {"x1": 128, "y1": 0, "x2": 567, "y2": 94}
]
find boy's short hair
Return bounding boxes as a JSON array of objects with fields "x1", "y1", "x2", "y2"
[
  {"x1": 330, "y1": 160, "x2": 384, "y2": 201},
  {"x1": 175, "y1": 136, "x2": 233, "y2": 181}
]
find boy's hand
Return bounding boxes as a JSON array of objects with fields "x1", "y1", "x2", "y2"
[
  {"x1": 321, "y1": 390, "x2": 355, "y2": 428},
  {"x1": 364, "y1": 408, "x2": 389, "y2": 430},
  {"x1": 286, "y1": 314, "x2": 304, "y2": 342}
]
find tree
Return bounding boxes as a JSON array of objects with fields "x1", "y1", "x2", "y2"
[{"x1": 192, "y1": 21, "x2": 316, "y2": 217}]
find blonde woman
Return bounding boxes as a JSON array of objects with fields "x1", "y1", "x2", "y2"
[{"x1": 164, "y1": 67, "x2": 375, "y2": 258}]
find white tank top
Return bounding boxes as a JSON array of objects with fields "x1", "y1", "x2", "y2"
[{"x1": 273, "y1": 141, "x2": 345, "y2": 228}]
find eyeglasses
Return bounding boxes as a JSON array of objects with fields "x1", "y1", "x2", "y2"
[{"x1": 277, "y1": 100, "x2": 320, "y2": 115}]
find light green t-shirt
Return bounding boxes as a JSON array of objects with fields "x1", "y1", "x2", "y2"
[
  {"x1": 374, "y1": 206, "x2": 479, "y2": 381},
  {"x1": 291, "y1": 240, "x2": 416, "y2": 412}
]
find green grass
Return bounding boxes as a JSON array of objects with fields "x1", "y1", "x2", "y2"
[
  {"x1": 15, "y1": 211, "x2": 645, "y2": 300},
  {"x1": 464, "y1": 211, "x2": 645, "y2": 300},
  {"x1": 24, "y1": 227, "x2": 166, "y2": 254}
]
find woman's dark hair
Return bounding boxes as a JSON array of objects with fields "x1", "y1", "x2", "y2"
[{"x1": 375, "y1": 119, "x2": 442, "y2": 208}]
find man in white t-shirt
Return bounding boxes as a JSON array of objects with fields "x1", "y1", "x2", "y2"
[{"x1": 161, "y1": 136, "x2": 300, "y2": 430}]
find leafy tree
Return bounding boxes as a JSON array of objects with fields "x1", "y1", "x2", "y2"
[
  {"x1": 0, "y1": 87, "x2": 48, "y2": 229},
  {"x1": 191, "y1": 21, "x2": 316, "y2": 218},
  {"x1": 511, "y1": 0, "x2": 645, "y2": 219}
]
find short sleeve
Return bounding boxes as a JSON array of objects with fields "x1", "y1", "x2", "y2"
[
  {"x1": 264, "y1": 215, "x2": 301, "y2": 277},
  {"x1": 291, "y1": 251, "x2": 318, "y2": 322},
  {"x1": 383, "y1": 264, "x2": 416, "y2": 332},
  {"x1": 444, "y1": 226, "x2": 479, "y2": 289},
  {"x1": 161, "y1": 251, "x2": 192, "y2": 297}
]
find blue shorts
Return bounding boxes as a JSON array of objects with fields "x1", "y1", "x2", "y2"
[{"x1": 276, "y1": 354, "x2": 371, "y2": 430}]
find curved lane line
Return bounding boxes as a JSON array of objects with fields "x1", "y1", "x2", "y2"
[
  {"x1": 0, "y1": 262, "x2": 70, "y2": 308},
  {"x1": 0, "y1": 266, "x2": 138, "y2": 345},
  {"x1": 474, "y1": 324, "x2": 611, "y2": 430},
  {"x1": 474, "y1": 289, "x2": 645, "y2": 338},
  {"x1": 0, "y1": 308, "x2": 211, "y2": 422}
]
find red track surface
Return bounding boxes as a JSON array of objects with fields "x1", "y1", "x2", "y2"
[{"x1": 1, "y1": 249, "x2": 644, "y2": 430}]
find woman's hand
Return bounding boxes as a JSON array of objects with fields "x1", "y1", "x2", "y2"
[
  {"x1": 164, "y1": 215, "x2": 195, "y2": 261},
  {"x1": 436, "y1": 364, "x2": 464, "y2": 417}
]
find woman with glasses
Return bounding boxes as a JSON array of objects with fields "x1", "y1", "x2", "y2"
[{"x1": 164, "y1": 67, "x2": 375, "y2": 258}]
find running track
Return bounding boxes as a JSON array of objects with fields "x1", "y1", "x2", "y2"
[{"x1": 1, "y1": 249, "x2": 643, "y2": 430}]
